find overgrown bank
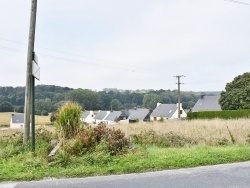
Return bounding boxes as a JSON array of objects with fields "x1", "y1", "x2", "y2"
[
  {"x1": 1, "y1": 103, "x2": 250, "y2": 181},
  {"x1": 1, "y1": 124, "x2": 250, "y2": 181},
  {"x1": 1, "y1": 131, "x2": 250, "y2": 181}
]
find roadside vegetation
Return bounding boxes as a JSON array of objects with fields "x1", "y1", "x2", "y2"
[{"x1": 1, "y1": 103, "x2": 250, "y2": 181}]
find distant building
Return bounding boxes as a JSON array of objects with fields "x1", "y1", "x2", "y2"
[
  {"x1": 94, "y1": 111, "x2": 110, "y2": 124},
  {"x1": 192, "y1": 95, "x2": 221, "y2": 112},
  {"x1": 80, "y1": 111, "x2": 95, "y2": 124},
  {"x1": 10, "y1": 113, "x2": 24, "y2": 129},
  {"x1": 103, "y1": 111, "x2": 127, "y2": 125},
  {"x1": 127, "y1": 108, "x2": 151, "y2": 123},
  {"x1": 150, "y1": 103, "x2": 187, "y2": 121}
]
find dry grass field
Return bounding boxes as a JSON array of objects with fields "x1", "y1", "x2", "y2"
[
  {"x1": 1, "y1": 112, "x2": 250, "y2": 146},
  {"x1": 108, "y1": 119, "x2": 250, "y2": 145},
  {"x1": 0, "y1": 112, "x2": 51, "y2": 127}
]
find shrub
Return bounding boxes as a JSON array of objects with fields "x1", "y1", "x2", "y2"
[
  {"x1": 41, "y1": 110, "x2": 49, "y2": 116},
  {"x1": 55, "y1": 102, "x2": 82, "y2": 139},
  {"x1": 93, "y1": 125, "x2": 130, "y2": 155},
  {"x1": 216, "y1": 138, "x2": 230, "y2": 146},
  {"x1": 67, "y1": 125, "x2": 130, "y2": 156}
]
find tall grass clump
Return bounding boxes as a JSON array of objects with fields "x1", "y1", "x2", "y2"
[{"x1": 55, "y1": 102, "x2": 82, "y2": 139}]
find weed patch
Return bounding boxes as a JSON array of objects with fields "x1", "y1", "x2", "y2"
[{"x1": 130, "y1": 130, "x2": 197, "y2": 147}]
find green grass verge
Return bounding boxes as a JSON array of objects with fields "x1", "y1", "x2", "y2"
[{"x1": 1, "y1": 143, "x2": 250, "y2": 181}]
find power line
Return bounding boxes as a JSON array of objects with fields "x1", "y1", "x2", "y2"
[
  {"x1": 0, "y1": 42, "x2": 168, "y2": 76},
  {"x1": 0, "y1": 37, "x2": 164, "y2": 75},
  {"x1": 224, "y1": 0, "x2": 250, "y2": 6}
]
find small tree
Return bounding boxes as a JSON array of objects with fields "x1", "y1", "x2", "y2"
[{"x1": 56, "y1": 102, "x2": 82, "y2": 139}]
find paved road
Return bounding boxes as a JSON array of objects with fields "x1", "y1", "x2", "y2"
[{"x1": 1, "y1": 161, "x2": 250, "y2": 188}]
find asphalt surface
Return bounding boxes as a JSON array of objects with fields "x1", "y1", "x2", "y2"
[{"x1": 1, "y1": 161, "x2": 250, "y2": 188}]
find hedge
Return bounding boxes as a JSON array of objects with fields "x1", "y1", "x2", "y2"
[{"x1": 187, "y1": 109, "x2": 250, "y2": 120}]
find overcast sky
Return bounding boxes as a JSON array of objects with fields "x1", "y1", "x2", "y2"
[{"x1": 0, "y1": 0, "x2": 249, "y2": 91}]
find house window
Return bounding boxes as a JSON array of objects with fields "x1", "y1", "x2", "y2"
[{"x1": 180, "y1": 110, "x2": 182, "y2": 114}]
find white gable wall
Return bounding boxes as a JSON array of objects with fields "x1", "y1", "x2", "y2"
[
  {"x1": 10, "y1": 122, "x2": 24, "y2": 129},
  {"x1": 82, "y1": 111, "x2": 95, "y2": 124}
]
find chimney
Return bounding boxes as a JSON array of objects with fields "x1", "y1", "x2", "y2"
[
  {"x1": 176, "y1": 103, "x2": 182, "y2": 108},
  {"x1": 200, "y1": 92, "x2": 206, "y2": 99},
  {"x1": 157, "y1": 103, "x2": 162, "y2": 107}
]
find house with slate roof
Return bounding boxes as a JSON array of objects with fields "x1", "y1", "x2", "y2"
[
  {"x1": 10, "y1": 113, "x2": 24, "y2": 129},
  {"x1": 94, "y1": 111, "x2": 110, "y2": 124},
  {"x1": 192, "y1": 95, "x2": 221, "y2": 112},
  {"x1": 103, "y1": 111, "x2": 127, "y2": 125},
  {"x1": 80, "y1": 111, "x2": 95, "y2": 124},
  {"x1": 128, "y1": 108, "x2": 151, "y2": 123},
  {"x1": 150, "y1": 103, "x2": 187, "y2": 121}
]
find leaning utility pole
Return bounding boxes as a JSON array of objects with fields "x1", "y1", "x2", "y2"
[
  {"x1": 173, "y1": 75, "x2": 185, "y2": 119},
  {"x1": 23, "y1": 0, "x2": 38, "y2": 144}
]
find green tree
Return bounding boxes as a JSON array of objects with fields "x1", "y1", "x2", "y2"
[
  {"x1": 66, "y1": 89, "x2": 102, "y2": 110},
  {"x1": 15, "y1": 105, "x2": 24, "y2": 113},
  {"x1": 0, "y1": 102, "x2": 14, "y2": 112},
  {"x1": 219, "y1": 72, "x2": 250, "y2": 110},
  {"x1": 110, "y1": 99, "x2": 122, "y2": 110},
  {"x1": 143, "y1": 93, "x2": 162, "y2": 109}
]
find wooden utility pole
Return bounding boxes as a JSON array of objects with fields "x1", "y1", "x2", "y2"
[
  {"x1": 24, "y1": 0, "x2": 38, "y2": 144},
  {"x1": 174, "y1": 75, "x2": 185, "y2": 119}
]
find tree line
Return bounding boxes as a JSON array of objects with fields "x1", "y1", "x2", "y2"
[{"x1": 0, "y1": 85, "x2": 201, "y2": 115}]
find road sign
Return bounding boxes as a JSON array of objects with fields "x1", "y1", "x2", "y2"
[{"x1": 32, "y1": 61, "x2": 40, "y2": 80}]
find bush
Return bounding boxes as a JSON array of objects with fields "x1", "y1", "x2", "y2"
[
  {"x1": 41, "y1": 110, "x2": 49, "y2": 116},
  {"x1": 66, "y1": 125, "x2": 130, "y2": 156},
  {"x1": 55, "y1": 102, "x2": 82, "y2": 139}
]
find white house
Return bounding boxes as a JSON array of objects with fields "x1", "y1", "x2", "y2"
[
  {"x1": 80, "y1": 111, "x2": 95, "y2": 124},
  {"x1": 150, "y1": 103, "x2": 187, "y2": 121},
  {"x1": 10, "y1": 113, "x2": 24, "y2": 129},
  {"x1": 103, "y1": 111, "x2": 123, "y2": 125},
  {"x1": 94, "y1": 111, "x2": 110, "y2": 124}
]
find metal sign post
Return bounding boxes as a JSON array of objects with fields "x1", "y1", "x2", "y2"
[{"x1": 31, "y1": 52, "x2": 40, "y2": 152}]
